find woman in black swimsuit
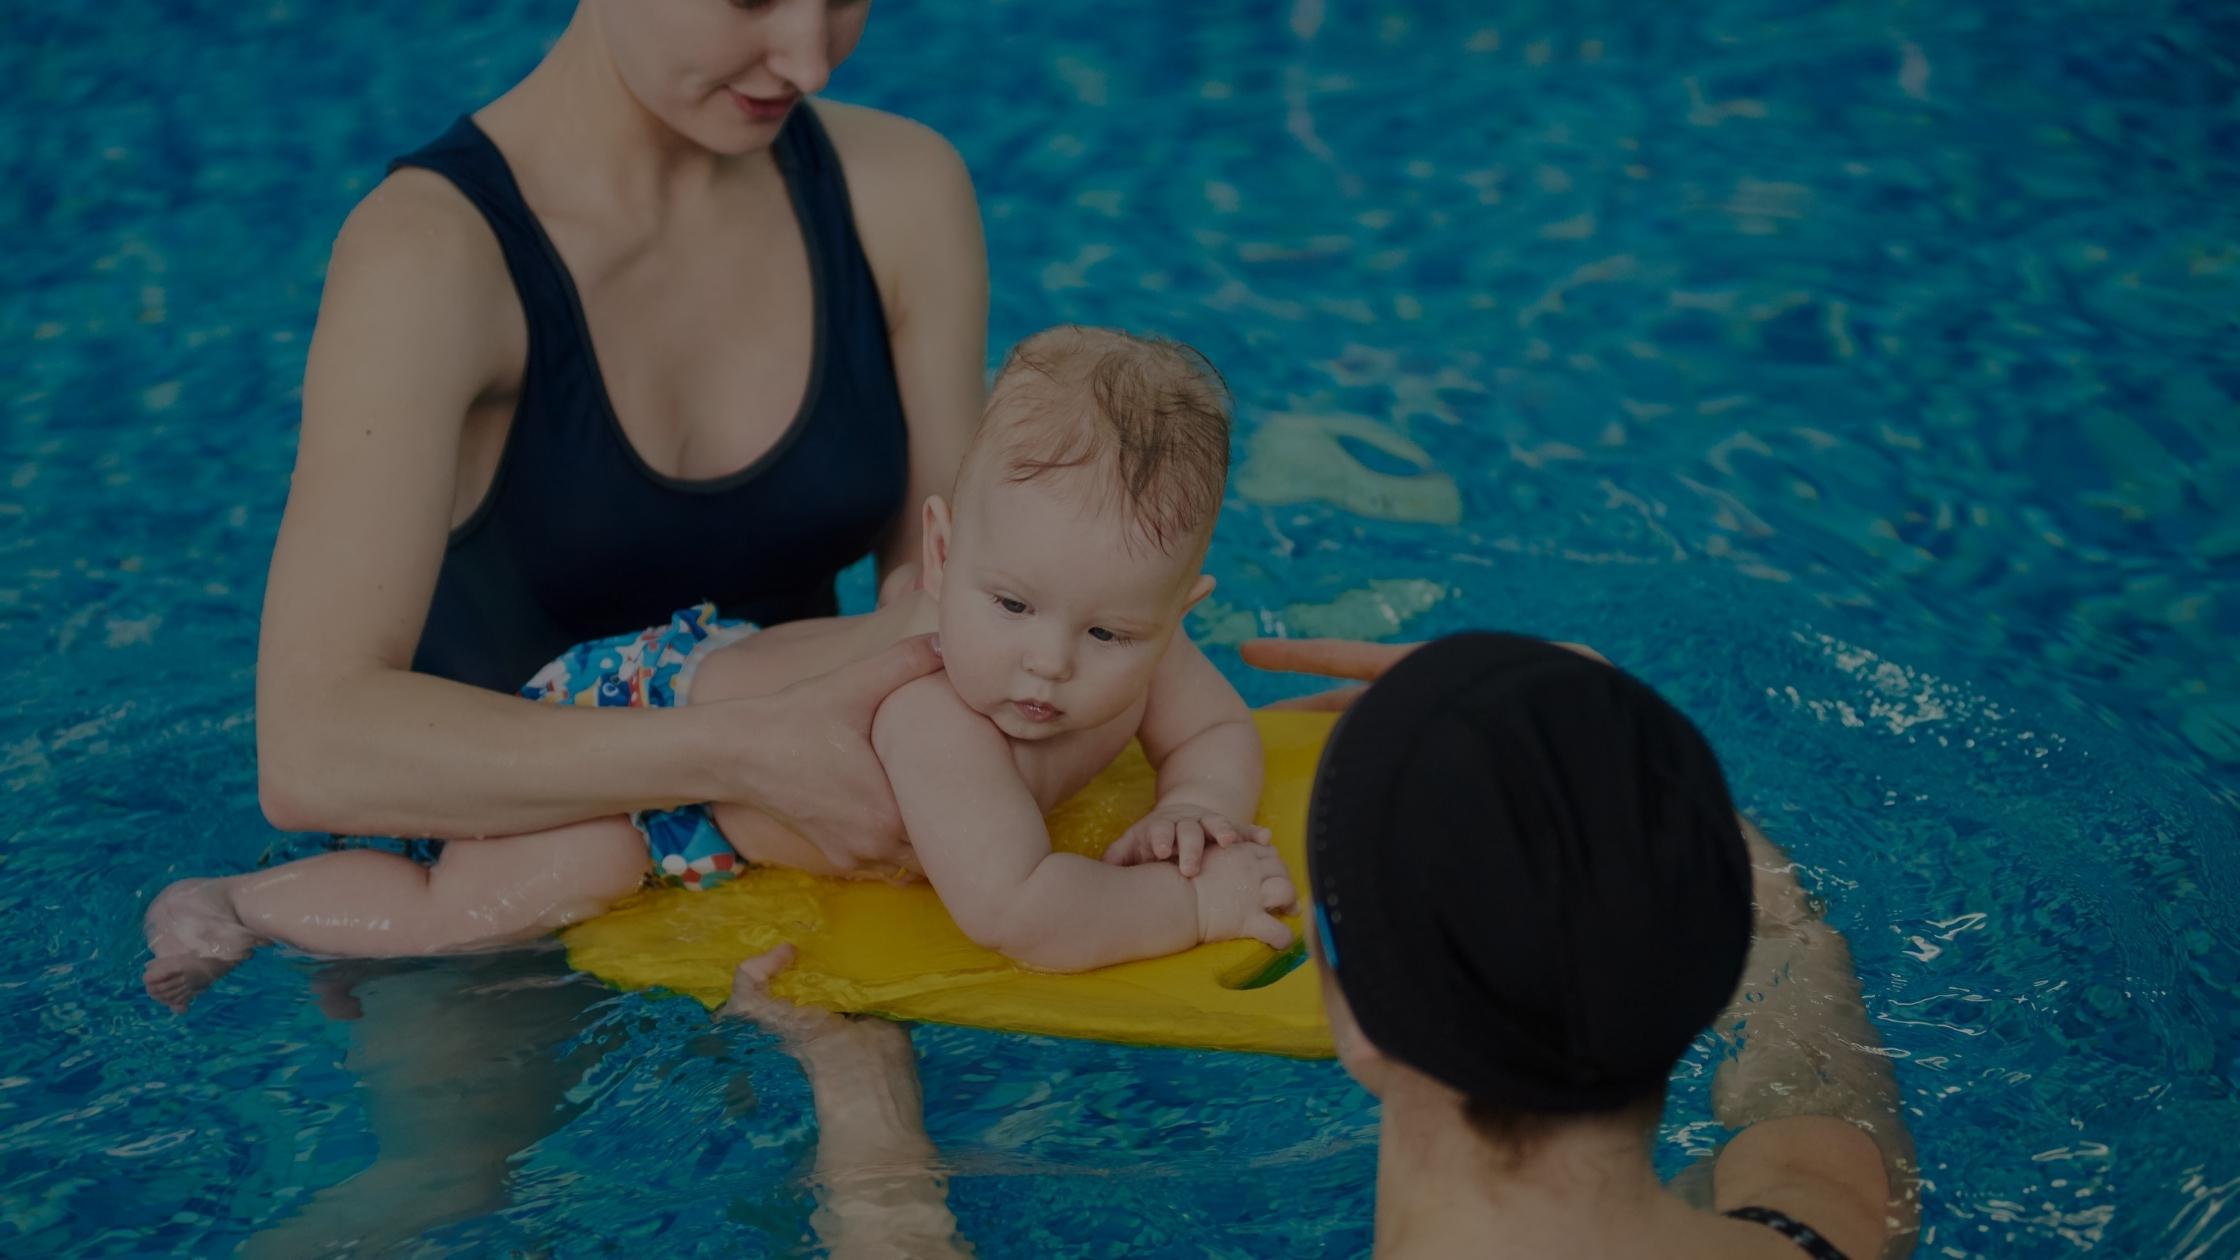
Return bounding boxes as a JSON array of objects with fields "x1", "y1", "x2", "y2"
[
  {"x1": 1252, "y1": 633, "x2": 1920, "y2": 1259},
  {"x1": 218, "y1": 1, "x2": 987, "y2": 1250},
  {"x1": 256, "y1": 0, "x2": 984, "y2": 867}
]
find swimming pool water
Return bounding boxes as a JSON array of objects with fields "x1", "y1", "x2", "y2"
[{"x1": 5, "y1": 0, "x2": 2237, "y2": 1255}]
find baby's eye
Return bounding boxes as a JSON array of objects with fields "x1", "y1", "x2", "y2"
[
  {"x1": 1089, "y1": 627, "x2": 1133, "y2": 645},
  {"x1": 993, "y1": 595, "x2": 1028, "y2": 615}
]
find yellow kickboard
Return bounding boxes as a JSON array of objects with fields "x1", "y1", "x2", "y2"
[{"x1": 562, "y1": 709, "x2": 1336, "y2": 1057}]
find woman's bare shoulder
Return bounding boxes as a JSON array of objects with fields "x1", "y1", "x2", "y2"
[
  {"x1": 804, "y1": 100, "x2": 979, "y2": 316},
  {"x1": 312, "y1": 166, "x2": 521, "y2": 396},
  {"x1": 330, "y1": 166, "x2": 504, "y2": 276},
  {"x1": 805, "y1": 99, "x2": 970, "y2": 185}
]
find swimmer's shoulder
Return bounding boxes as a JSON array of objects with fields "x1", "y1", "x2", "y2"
[
  {"x1": 331, "y1": 168, "x2": 511, "y2": 301},
  {"x1": 806, "y1": 99, "x2": 972, "y2": 195},
  {"x1": 1712, "y1": 1115, "x2": 1891, "y2": 1260},
  {"x1": 317, "y1": 168, "x2": 523, "y2": 396},
  {"x1": 805, "y1": 99, "x2": 980, "y2": 324}
]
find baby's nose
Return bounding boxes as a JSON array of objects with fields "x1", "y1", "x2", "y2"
[{"x1": 1023, "y1": 638, "x2": 1074, "y2": 681}]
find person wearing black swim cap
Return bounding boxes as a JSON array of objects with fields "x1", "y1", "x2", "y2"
[{"x1": 1245, "y1": 633, "x2": 1918, "y2": 1260}]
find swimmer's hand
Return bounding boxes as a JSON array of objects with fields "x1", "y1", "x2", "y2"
[
  {"x1": 726, "y1": 634, "x2": 944, "y2": 872},
  {"x1": 1103, "y1": 802, "x2": 1273, "y2": 877},
  {"x1": 1241, "y1": 636, "x2": 1608, "y2": 711},
  {"x1": 1187, "y1": 842, "x2": 1298, "y2": 950},
  {"x1": 720, "y1": 944, "x2": 856, "y2": 1046}
]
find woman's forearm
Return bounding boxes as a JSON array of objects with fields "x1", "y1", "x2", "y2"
[
  {"x1": 795, "y1": 1020, "x2": 968, "y2": 1260},
  {"x1": 256, "y1": 664, "x2": 734, "y2": 839}
]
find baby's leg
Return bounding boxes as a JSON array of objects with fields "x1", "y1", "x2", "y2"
[{"x1": 143, "y1": 817, "x2": 647, "y2": 1013}]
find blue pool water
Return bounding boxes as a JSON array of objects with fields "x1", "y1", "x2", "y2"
[{"x1": 5, "y1": 0, "x2": 2237, "y2": 1255}]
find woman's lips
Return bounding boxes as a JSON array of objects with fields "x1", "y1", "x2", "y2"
[
  {"x1": 1013, "y1": 700, "x2": 1062, "y2": 723},
  {"x1": 728, "y1": 88, "x2": 798, "y2": 123}
]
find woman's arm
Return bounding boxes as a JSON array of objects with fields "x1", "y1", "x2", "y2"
[
  {"x1": 813, "y1": 101, "x2": 989, "y2": 581},
  {"x1": 721, "y1": 948, "x2": 967, "y2": 1260},
  {"x1": 1708, "y1": 820, "x2": 1920, "y2": 1260},
  {"x1": 256, "y1": 174, "x2": 936, "y2": 857}
]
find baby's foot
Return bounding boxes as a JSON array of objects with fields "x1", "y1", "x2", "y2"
[{"x1": 142, "y1": 878, "x2": 261, "y2": 1013}]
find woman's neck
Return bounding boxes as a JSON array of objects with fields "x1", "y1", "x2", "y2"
[
  {"x1": 487, "y1": 7, "x2": 729, "y2": 221},
  {"x1": 1372, "y1": 1096, "x2": 1679, "y2": 1259}
]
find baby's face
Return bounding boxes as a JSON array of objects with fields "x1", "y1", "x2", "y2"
[{"x1": 929, "y1": 473, "x2": 1206, "y2": 742}]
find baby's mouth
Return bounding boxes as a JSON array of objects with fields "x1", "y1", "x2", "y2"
[{"x1": 1012, "y1": 699, "x2": 1063, "y2": 724}]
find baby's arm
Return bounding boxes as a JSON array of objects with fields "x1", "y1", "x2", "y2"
[
  {"x1": 872, "y1": 676, "x2": 1292, "y2": 972},
  {"x1": 1104, "y1": 634, "x2": 1268, "y2": 875}
]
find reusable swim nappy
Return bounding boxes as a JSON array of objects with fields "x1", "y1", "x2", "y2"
[{"x1": 521, "y1": 603, "x2": 758, "y2": 889}]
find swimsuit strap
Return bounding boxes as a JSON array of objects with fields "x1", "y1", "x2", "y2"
[{"x1": 1726, "y1": 1205, "x2": 1854, "y2": 1260}]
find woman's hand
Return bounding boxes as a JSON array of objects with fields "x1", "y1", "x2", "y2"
[
  {"x1": 721, "y1": 945, "x2": 855, "y2": 1044},
  {"x1": 717, "y1": 634, "x2": 944, "y2": 872},
  {"x1": 1239, "y1": 636, "x2": 1610, "y2": 711}
]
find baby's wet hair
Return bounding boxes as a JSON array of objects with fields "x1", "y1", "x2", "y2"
[{"x1": 973, "y1": 326, "x2": 1232, "y2": 555}]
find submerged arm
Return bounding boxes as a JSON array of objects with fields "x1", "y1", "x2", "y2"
[
  {"x1": 1710, "y1": 818, "x2": 1921, "y2": 1260},
  {"x1": 721, "y1": 948, "x2": 967, "y2": 1260}
]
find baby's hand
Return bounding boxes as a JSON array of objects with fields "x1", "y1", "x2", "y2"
[
  {"x1": 1103, "y1": 802, "x2": 1274, "y2": 877},
  {"x1": 1189, "y1": 843, "x2": 1298, "y2": 950}
]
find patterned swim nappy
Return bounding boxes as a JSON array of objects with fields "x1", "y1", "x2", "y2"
[{"x1": 521, "y1": 603, "x2": 758, "y2": 890}]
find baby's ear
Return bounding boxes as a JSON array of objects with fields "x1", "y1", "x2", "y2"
[
  {"x1": 920, "y1": 496, "x2": 953, "y2": 598},
  {"x1": 1180, "y1": 574, "x2": 1216, "y2": 613}
]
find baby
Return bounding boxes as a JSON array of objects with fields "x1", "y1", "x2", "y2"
[{"x1": 144, "y1": 326, "x2": 1298, "y2": 1012}]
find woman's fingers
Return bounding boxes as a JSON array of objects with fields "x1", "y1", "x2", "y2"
[
  {"x1": 722, "y1": 944, "x2": 798, "y2": 1019},
  {"x1": 1554, "y1": 639, "x2": 1610, "y2": 665},
  {"x1": 1247, "y1": 912, "x2": 1295, "y2": 950},
  {"x1": 1260, "y1": 684, "x2": 1369, "y2": 713},
  {"x1": 1239, "y1": 638, "x2": 1417, "y2": 682},
  {"x1": 723, "y1": 944, "x2": 858, "y2": 1043},
  {"x1": 831, "y1": 633, "x2": 946, "y2": 709},
  {"x1": 1243, "y1": 637, "x2": 1611, "y2": 684}
]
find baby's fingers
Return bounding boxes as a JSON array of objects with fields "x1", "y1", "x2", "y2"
[
  {"x1": 1204, "y1": 817, "x2": 1242, "y2": 849},
  {"x1": 1103, "y1": 830, "x2": 1145, "y2": 865},
  {"x1": 1247, "y1": 824, "x2": 1274, "y2": 846},
  {"x1": 1150, "y1": 819, "x2": 1178, "y2": 861},
  {"x1": 1260, "y1": 871, "x2": 1299, "y2": 915},
  {"x1": 1177, "y1": 819, "x2": 1210, "y2": 876}
]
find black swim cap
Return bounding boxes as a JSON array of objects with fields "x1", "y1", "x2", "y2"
[{"x1": 1307, "y1": 632, "x2": 1753, "y2": 1113}]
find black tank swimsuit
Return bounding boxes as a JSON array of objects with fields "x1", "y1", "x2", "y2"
[
  {"x1": 1728, "y1": 1205, "x2": 1854, "y2": 1259},
  {"x1": 389, "y1": 105, "x2": 910, "y2": 693}
]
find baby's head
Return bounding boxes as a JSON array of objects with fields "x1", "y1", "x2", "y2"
[{"x1": 922, "y1": 326, "x2": 1231, "y2": 741}]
